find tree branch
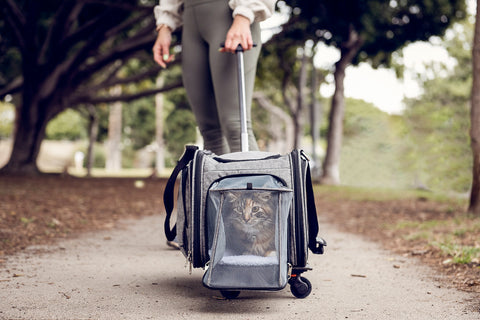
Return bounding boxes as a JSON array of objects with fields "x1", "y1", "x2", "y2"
[
  {"x1": 72, "y1": 23, "x2": 156, "y2": 86},
  {"x1": 3, "y1": 0, "x2": 26, "y2": 49},
  {"x1": 39, "y1": 2, "x2": 84, "y2": 63},
  {"x1": 40, "y1": 6, "x2": 136, "y2": 100},
  {"x1": 105, "y1": 10, "x2": 153, "y2": 39},
  {"x1": 253, "y1": 91, "x2": 294, "y2": 152},
  {"x1": 98, "y1": 66, "x2": 161, "y2": 89},
  {"x1": 4, "y1": 0, "x2": 26, "y2": 26},
  {"x1": 95, "y1": 58, "x2": 181, "y2": 90},
  {"x1": 80, "y1": 0, "x2": 154, "y2": 12},
  {"x1": 0, "y1": 77, "x2": 23, "y2": 99},
  {"x1": 70, "y1": 80, "x2": 183, "y2": 105}
]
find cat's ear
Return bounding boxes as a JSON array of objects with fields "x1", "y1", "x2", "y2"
[
  {"x1": 256, "y1": 192, "x2": 272, "y2": 202},
  {"x1": 225, "y1": 191, "x2": 240, "y2": 202}
]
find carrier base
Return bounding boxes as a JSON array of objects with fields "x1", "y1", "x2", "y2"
[{"x1": 218, "y1": 266, "x2": 314, "y2": 299}]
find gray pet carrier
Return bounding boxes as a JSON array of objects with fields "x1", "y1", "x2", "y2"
[
  {"x1": 163, "y1": 147, "x2": 325, "y2": 298},
  {"x1": 162, "y1": 46, "x2": 325, "y2": 299}
]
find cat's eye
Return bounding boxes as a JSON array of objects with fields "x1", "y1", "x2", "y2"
[{"x1": 252, "y1": 206, "x2": 260, "y2": 213}]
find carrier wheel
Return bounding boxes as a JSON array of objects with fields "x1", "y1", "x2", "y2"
[
  {"x1": 290, "y1": 276, "x2": 312, "y2": 299},
  {"x1": 220, "y1": 290, "x2": 241, "y2": 299}
]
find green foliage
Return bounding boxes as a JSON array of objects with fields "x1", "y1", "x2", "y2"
[
  {"x1": 340, "y1": 98, "x2": 412, "y2": 189},
  {"x1": 45, "y1": 109, "x2": 87, "y2": 140},
  {"x1": 402, "y1": 20, "x2": 473, "y2": 193},
  {"x1": 343, "y1": 98, "x2": 386, "y2": 137},
  {"x1": 434, "y1": 241, "x2": 480, "y2": 264},
  {"x1": 163, "y1": 90, "x2": 197, "y2": 160},
  {"x1": 123, "y1": 97, "x2": 156, "y2": 150},
  {"x1": 75, "y1": 144, "x2": 106, "y2": 168},
  {"x1": 0, "y1": 102, "x2": 14, "y2": 139},
  {"x1": 286, "y1": 0, "x2": 466, "y2": 67}
]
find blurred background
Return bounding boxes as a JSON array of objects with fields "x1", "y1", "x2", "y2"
[{"x1": 0, "y1": 0, "x2": 476, "y2": 195}]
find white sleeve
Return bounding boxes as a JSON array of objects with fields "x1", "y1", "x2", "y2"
[
  {"x1": 228, "y1": 0, "x2": 277, "y2": 23},
  {"x1": 153, "y1": 0, "x2": 184, "y2": 31}
]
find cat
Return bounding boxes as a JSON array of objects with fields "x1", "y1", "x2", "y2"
[{"x1": 223, "y1": 191, "x2": 276, "y2": 257}]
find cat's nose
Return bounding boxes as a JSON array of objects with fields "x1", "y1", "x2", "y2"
[{"x1": 243, "y1": 212, "x2": 251, "y2": 221}]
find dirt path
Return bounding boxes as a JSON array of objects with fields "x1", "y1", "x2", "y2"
[{"x1": 0, "y1": 214, "x2": 478, "y2": 320}]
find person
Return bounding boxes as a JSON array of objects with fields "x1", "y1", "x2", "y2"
[{"x1": 153, "y1": 0, "x2": 277, "y2": 156}]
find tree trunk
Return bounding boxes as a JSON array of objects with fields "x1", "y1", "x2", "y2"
[
  {"x1": 310, "y1": 58, "x2": 323, "y2": 181},
  {"x1": 253, "y1": 92, "x2": 294, "y2": 153},
  {"x1": 106, "y1": 86, "x2": 123, "y2": 171},
  {"x1": 293, "y1": 49, "x2": 308, "y2": 149},
  {"x1": 469, "y1": 0, "x2": 480, "y2": 214},
  {"x1": 0, "y1": 90, "x2": 53, "y2": 175},
  {"x1": 321, "y1": 27, "x2": 363, "y2": 185},
  {"x1": 86, "y1": 104, "x2": 99, "y2": 177},
  {"x1": 154, "y1": 75, "x2": 165, "y2": 176},
  {"x1": 320, "y1": 60, "x2": 346, "y2": 185}
]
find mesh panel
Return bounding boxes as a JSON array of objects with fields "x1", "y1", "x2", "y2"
[{"x1": 203, "y1": 175, "x2": 292, "y2": 290}]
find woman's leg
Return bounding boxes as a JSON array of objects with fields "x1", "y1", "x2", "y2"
[
  {"x1": 182, "y1": 0, "x2": 260, "y2": 153},
  {"x1": 181, "y1": 3, "x2": 230, "y2": 155},
  {"x1": 199, "y1": 1, "x2": 261, "y2": 152}
]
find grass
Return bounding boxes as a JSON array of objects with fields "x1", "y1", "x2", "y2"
[
  {"x1": 390, "y1": 213, "x2": 480, "y2": 265},
  {"x1": 433, "y1": 241, "x2": 480, "y2": 264},
  {"x1": 316, "y1": 184, "x2": 479, "y2": 268},
  {"x1": 67, "y1": 167, "x2": 172, "y2": 178},
  {"x1": 314, "y1": 184, "x2": 465, "y2": 204}
]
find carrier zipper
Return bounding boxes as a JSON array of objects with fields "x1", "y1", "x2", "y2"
[{"x1": 192, "y1": 150, "x2": 206, "y2": 268}]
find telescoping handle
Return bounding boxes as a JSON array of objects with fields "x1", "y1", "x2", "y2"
[
  {"x1": 235, "y1": 45, "x2": 249, "y2": 152},
  {"x1": 220, "y1": 44, "x2": 256, "y2": 152}
]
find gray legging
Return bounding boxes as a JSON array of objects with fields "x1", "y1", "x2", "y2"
[{"x1": 182, "y1": 0, "x2": 260, "y2": 154}]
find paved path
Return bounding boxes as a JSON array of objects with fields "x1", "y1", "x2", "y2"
[{"x1": 0, "y1": 215, "x2": 478, "y2": 320}]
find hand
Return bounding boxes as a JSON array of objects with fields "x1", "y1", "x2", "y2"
[
  {"x1": 220, "y1": 15, "x2": 253, "y2": 53},
  {"x1": 153, "y1": 25, "x2": 175, "y2": 68}
]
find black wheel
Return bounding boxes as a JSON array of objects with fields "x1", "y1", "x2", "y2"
[
  {"x1": 290, "y1": 276, "x2": 312, "y2": 299},
  {"x1": 220, "y1": 290, "x2": 241, "y2": 299}
]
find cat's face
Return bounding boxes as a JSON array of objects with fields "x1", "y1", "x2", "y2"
[
  {"x1": 227, "y1": 192, "x2": 272, "y2": 224},
  {"x1": 223, "y1": 191, "x2": 276, "y2": 256},
  {"x1": 225, "y1": 191, "x2": 274, "y2": 229}
]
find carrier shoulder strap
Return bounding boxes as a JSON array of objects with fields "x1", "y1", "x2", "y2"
[
  {"x1": 305, "y1": 165, "x2": 325, "y2": 254},
  {"x1": 163, "y1": 145, "x2": 198, "y2": 241}
]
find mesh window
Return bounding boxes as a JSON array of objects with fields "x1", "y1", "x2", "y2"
[{"x1": 203, "y1": 175, "x2": 292, "y2": 290}]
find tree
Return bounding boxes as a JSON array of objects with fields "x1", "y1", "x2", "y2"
[
  {"x1": 105, "y1": 86, "x2": 122, "y2": 171},
  {"x1": 0, "y1": 0, "x2": 182, "y2": 174},
  {"x1": 257, "y1": 34, "x2": 323, "y2": 151},
  {"x1": 400, "y1": 17, "x2": 473, "y2": 193},
  {"x1": 470, "y1": 0, "x2": 480, "y2": 214},
  {"x1": 284, "y1": 0, "x2": 466, "y2": 184}
]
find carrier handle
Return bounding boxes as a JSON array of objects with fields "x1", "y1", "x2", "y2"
[
  {"x1": 236, "y1": 47, "x2": 249, "y2": 152},
  {"x1": 220, "y1": 44, "x2": 257, "y2": 152},
  {"x1": 163, "y1": 145, "x2": 198, "y2": 241}
]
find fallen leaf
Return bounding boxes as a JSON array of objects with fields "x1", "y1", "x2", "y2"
[{"x1": 59, "y1": 292, "x2": 71, "y2": 299}]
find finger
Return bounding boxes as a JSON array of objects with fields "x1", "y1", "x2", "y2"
[
  {"x1": 246, "y1": 37, "x2": 253, "y2": 51},
  {"x1": 153, "y1": 48, "x2": 166, "y2": 68},
  {"x1": 224, "y1": 38, "x2": 233, "y2": 53}
]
